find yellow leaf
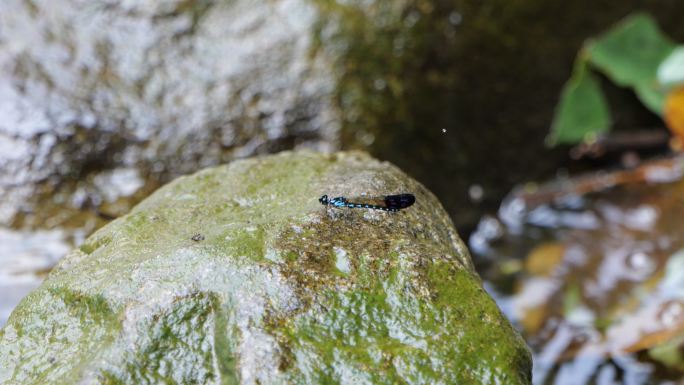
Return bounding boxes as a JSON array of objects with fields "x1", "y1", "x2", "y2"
[
  {"x1": 525, "y1": 242, "x2": 566, "y2": 276},
  {"x1": 664, "y1": 86, "x2": 684, "y2": 142}
]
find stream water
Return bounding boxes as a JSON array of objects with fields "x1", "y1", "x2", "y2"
[{"x1": 472, "y1": 158, "x2": 684, "y2": 384}]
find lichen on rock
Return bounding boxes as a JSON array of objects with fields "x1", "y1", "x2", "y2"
[{"x1": 0, "y1": 151, "x2": 531, "y2": 384}]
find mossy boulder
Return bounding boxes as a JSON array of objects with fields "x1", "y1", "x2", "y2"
[{"x1": 0, "y1": 151, "x2": 531, "y2": 384}]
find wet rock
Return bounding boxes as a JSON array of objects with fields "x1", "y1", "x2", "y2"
[{"x1": 0, "y1": 151, "x2": 531, "y2": 384}]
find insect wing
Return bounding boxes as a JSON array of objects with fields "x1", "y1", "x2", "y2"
[
  {"x1": 345, "y1": 196, "x2": 387, "y2": 207},
  {"x1": 383, "y1": 194, "x2": 415, "y2": 210}
]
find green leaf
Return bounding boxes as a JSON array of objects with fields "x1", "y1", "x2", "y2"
[
  {"x1": 649, "y1": 334, "x2": 684, "y2": 371},
  {"x1": 636, "y1": 83, "x2": 669, "y2": 114},
  {"x1": 547, "y1": 60, "x2": 611, "y2": 146},
  {"x1": 586, "y1": 13, "x2": 676, "y2": 114}
]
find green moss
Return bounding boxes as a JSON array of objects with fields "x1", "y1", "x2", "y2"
[
  {"x1": 281, "y1": 267, "x2": 531, "y2": 384},
  {"x1": 79, "y1": 233, "x2": 113, "y2": 255},
  {"x1": 212, "y1": 300, "x2": 240, "y2": 385},
  {"x1": 100, "y1": 292, "x2": 227, "y2": 385},
  {"x1": 425, "y1": 267, "x2": 532, "y2": 383},
  {"x1": 54, "y1": 287, "x2": 117, "y2": 324},
  {"x1": 1, "y1": 287, "x2": 120, "y2": 384},
  {"x1": 273, "y1": 236, "x2": 530, "y2": 383},
  {"x1": 218, "y1": 226, "x2": 267, "y2": 261}
]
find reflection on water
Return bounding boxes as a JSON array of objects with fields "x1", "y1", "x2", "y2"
[
  {"x1": 0, "y1": 229, "x2": 72, "y2": 325},
  {"x1": 473, "y1": 158, "x2": 684, "y2": 384}
]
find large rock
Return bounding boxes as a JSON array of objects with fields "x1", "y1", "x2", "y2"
[{"x1": 0, "y1": 151, "x2": 531, "y2": 384}]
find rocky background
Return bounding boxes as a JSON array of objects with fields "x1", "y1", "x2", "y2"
[{"x1": 2, "y1": 0, "x2": 684, "y2": 235}]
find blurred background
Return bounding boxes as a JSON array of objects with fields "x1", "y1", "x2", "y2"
[{"x1": 2, "y1": 1, "x2": 684, "y2": 384}]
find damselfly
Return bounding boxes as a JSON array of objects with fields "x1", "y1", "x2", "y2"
[{"x1": 318, "y1": 194, "x2": 415, "y2": 212}]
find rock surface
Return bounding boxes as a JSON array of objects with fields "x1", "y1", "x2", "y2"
[{"x1": 0, "y1": 151, "x2": 531, "y2": 384}]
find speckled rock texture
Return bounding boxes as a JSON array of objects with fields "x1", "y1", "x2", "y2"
[{"x1": 0, "y1": 151, "x2": 531, "y2": 384}]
